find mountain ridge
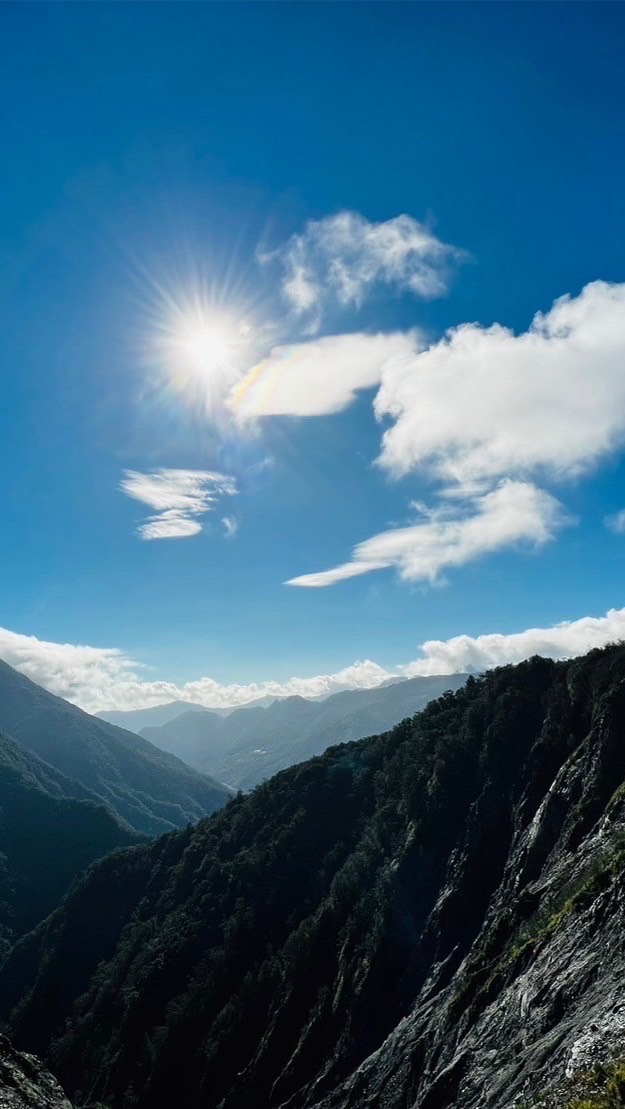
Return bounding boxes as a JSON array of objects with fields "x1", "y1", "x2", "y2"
[
  {"x1": 96, "y1": 700, "x2": 219, "y2": 732},
  {"x1": 96, "y1": 693, "x2": 294, "y2": 733},
  {"x1": 0, "y1": 660, "x2": 231, "y2": 835},
  {"x1": 140, "y1": 672, "x2": 469, "y2": 789}
]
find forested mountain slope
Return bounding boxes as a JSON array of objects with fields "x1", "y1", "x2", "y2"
[
  {"x1": 141, "y1": 673, "x2": 468, "y2": 789},
  {"x1": 0, "y1": 661, "x2": 232, "y2": 835},
  {"x1": 5, "y1": 648, "x2": 625, "y2": 1107},
  {"x1": 0, "y1": 731, "x2": 139, "y2": 955}
]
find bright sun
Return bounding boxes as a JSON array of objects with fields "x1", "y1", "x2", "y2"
[
  {"x1": 150, "y1": 298, "x2": 254, "y2": 420},
  {"x1": 175, "y1": 317, "x2": 239, "y2": 373},
  {"x1": 143, "y1": 269, "x2": 258, "y2": 420},
  {"x1": 177, "y1": 321, "x2": 232, "y2": 372}
]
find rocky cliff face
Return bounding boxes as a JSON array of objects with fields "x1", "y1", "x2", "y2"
[
  {"x1": 0, "y1": 1036, "x2": 72, "y2": 1108},
  {"x1": 312, "y1": 655, "x2": 625, "y2": 1109},
  {"x1": 4, "y1": 648, "x2": 625, "y2": 1108}
]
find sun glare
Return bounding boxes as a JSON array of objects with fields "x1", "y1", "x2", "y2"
[
  {"x1": 170, "y1": 308, "x2": 246, "y2": 374},
  {"x1": 178, "y1": 322, "x2": 234, "y2": 373},
  {"x1": 149, "y1": 294, "x2": 255, "y2": 420}
]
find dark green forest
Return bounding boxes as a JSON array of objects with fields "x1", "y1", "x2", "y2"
[{"x1": 0, "y1": 731, "x2": 140, "y2": 958}]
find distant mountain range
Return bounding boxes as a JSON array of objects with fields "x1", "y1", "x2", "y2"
[
  {"x1": 97, "y1": 699, "x2": 217, "y2": 733},
  {"x1": 140, "y1": 673, "x2": 469, "y2": 789},
  {"x1": 0, "y1": 660, "x2": 232, "y2": 835},
  {"x1": 96, "y1": 693, "x2": 297, "y2": 733}
]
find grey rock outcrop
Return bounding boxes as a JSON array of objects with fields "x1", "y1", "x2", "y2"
[{"x1": 0, "y1": 1036, "x2": 72, "y2": 1108}]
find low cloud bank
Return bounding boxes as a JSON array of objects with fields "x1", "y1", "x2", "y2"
[
  {"x1": 402, "y1": 608, "x2": 625, "y2": 676},
  {"x1": 2, "y1": 608, "x2": 624, "y2": 714}
]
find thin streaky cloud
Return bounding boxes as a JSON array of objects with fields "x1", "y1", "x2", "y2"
[
  {"x1": 222, "y1": 516, "x2": 239, "y2": 538},
  {"x1": 287, "y1": 482, "x2": 569, "y2": 588},
  {"x1": 120, "y1": 468, "x2": 237, "y2": 541}
]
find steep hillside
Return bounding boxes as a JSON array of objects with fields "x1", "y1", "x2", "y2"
[
  {"x1": 0, "y1": 660, "x2": 232, "y2": 835},
  {"x1": 0, "y1": 731, "x2": 139, "y2": 953},
  {"x1": 141, "y1": 673, "x2": 468, "y2": 789},
  {"x1": 6, "y1": 648, "x2": 625, "y2": 1108}
]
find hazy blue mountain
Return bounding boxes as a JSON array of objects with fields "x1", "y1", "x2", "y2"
[
  {"x1": 6, "y1": 649, "x2": 625, "y2": 1108},
  {"x1": 0, "y1": 660, "x2": 232, "y2": 836},
  {"x1": 98, "y1": 694, "x2": 289, "y2": 735},
  {"x1": 96, "y1": 700, "x2": 217, "y2": 733},
  {"x1": 0, "y1": 729, "x2": 139, "y2": 954},
  {"x1": 141, "y1": 673, "x2": 469, "y2": 789}
]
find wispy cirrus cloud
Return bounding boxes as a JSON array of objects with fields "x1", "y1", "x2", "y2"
[
  {"x1": 605, "y1": 509, "x2": 625, "y2": 534},
  {"x1": 222, "y1": 515, "x2": 239, "y2": 538},
  {"x1": 120, "y1": 468, "x2": 237, "y2": 540},
  {"x1": 264, "y1": 210, "x2": 463, "y2": 327},
  {"x1": 288, "y1": 481, "x2": 569, "y2": 587}
]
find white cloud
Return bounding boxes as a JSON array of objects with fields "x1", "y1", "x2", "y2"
[
  {"x1": 287, "y1": 480, "x2": 568, "y2": 587},
  {"x1": 120, "y1": 468, "x2": 237, "y2": 540},
  {"x1": 222, "y1": 516, "x2": 239, "y2": 538},
  {"x1": 0, "y1": 626, "x2": 139, "y2": 707},
  {"x1": 278, "y1": 281, "x2": 625, "y2": 589},
  {"x1": 139, "y1": 514, "x2": 204, "y2": 540},
  {"x1": 2, "y1": 610, "x2": 624, "y2": 714},
  {"x1": 605, "y1": 509, "x2": 625, "y2": 534},
  {"x1": 402, "y1": 608, "x2": 625, "y2": 676},
  {"x1": 230, "y1": 331, "x2": 416, "y2": 420},
  {"x1": 268, "y1": 210, "x2": 462, "y2": 323},
  {"x1": 0, "y1": 625, "x2": 393, "y2": 714},
  {"x1": 375, "y1": 280, "x2": 625, "y2": 485}
]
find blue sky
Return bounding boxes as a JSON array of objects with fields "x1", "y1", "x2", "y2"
[{"x1": 2, "y1": 1, "x2": 625, "y2": 711}]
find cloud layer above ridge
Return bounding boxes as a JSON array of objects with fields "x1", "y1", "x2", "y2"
[{"x1": 1, "y1": 609, "x2": 625, "y2": 714}]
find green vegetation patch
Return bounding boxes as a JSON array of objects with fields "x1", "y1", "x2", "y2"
[{"x1": 530, "y1": 1059, "x2": 625, "y2": 1107}]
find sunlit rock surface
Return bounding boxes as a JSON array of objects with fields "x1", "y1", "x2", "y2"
[{"x1": 0, "y1": 1037, "x2": 72, "y2": 1108}]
